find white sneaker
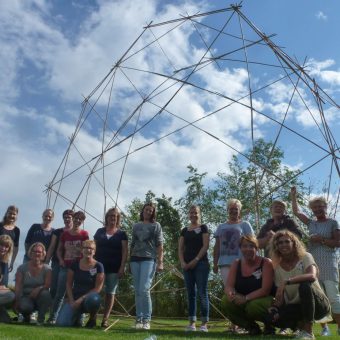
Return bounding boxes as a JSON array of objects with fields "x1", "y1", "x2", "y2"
[
  {"x1": 295, "y1": 330, "x2": 315, "y2": 339},
  {"x1": 185, "y1": 324, "x2": 196, "y2": 331},
  {"x1": 135, "y1": 321, "x2": 143, "y2": 329},
  {"x1": 321, "y1": 326, "x2": 331, "y2": 336},
  {"x1": 200, "y1": 325, "x2": 208, "y2": 332},
  {"x1": 142, "y1": 322, "x2": 151, "y2": 330}
]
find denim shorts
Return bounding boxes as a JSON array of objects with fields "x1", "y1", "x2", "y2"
[{"x1": 105, "y1": 273, "x2": 119, "y2": 294}]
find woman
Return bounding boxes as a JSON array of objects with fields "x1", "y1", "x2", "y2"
[
  {"x1": 178, "y1": 205, "x2": 210, "y2": 332},
  {"x1": 94, "y1": 207, "x2": 128, "y2": 328},
  {"x1": 222, "y1": 235, "x2": 274, "y2": 335},
  {"x1": 56, "y1": 240, "x2": 104, "y2": 328},
  {"x1": 213, "y1": 199, "x2": 254, "y2": 286},
  {"x1": 24, "y1": 209, "x2": 54, "y2": 263},
  {"x1": 130, "y1": 202, "x2": 163, "y2": 330},
  {"x1": 266, "y1": 230, "x2": 330, "y2": 339},
  {"x1": 0, "y1": 205, "x2": 20, "y2": 275},
  {"x1": 291, "y1": 187, "x2": 340, "y2": 336},
  {"x1": 15, "y1": 242, "x2": 52, "y2": 325},
  {"x1": 49, "y1": 210, "x2": 88, "y2": 323},
  {"x1": 0, "y1": 235, "x2": 15, "y2": 323}
]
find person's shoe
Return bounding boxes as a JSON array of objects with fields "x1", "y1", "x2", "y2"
[
  {"x1": 101, "y1": 319, "x2": 109, "y2": 328},
  {"x1": 295, "y1": 330, "x2": 315, "y2": 339},
  {"x1": 135, "y1": 320, "x2": 143, "y2": 329},
  {"x1": 142, "y1": 322, "x2": 151, "y2": 330},
  {"x1": 85, "y1": 318, "x2": 97, "y2": 328},
  {"x1": 321, "y1": 325, "x2": 331, "y2": 336},
  {"x1": 30, "y1": 311, "x2": 37, "y2": 324},
  {"x1": 200, "y1": 325, "x2": 208, "y2": 332},
  {"x1": 185, "y1": 324, "x2": 196, "y2": 331},
  {"x1": 46, "y1": 318, "x2": 56, "y2": 325},
  {"x1": 247, "y1": 324, "x2": 262, "y2": 335},
  {"x1": 279, "y1": 328, "x2": 290, "y2": 335}
]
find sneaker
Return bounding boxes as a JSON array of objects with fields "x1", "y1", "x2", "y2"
[
  {"x1": 295, "y1": 330, "x2": 315, "y2": 339},
  {"x1": 135, "y1": 321, "x2": 143, "y2": 329},
  {"x1": 200, "y1": 325, "x2": 208, "y2": 332},
  {"x1": 185, "y1": 324, "x2": 196, "y2": 331},
  {"x1": 321, "y1": 325, "x2": 331, "y2": 336},
  {"x1": 280, "y1": 328, "x2": 290, "y2": 335},
  {"x1": 47, "y1": 319, "x2": 56, "y2": 325},
  {"x1": 142, "y1": 322, "x2": 151, "y2": 330},
  {"x1": 30, "y1": 311, "x2": 37, "y2": 324}
]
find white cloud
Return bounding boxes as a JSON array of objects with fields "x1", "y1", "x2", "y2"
[{"x1": 315, "y1": 11, "x2": 327, "y2": 21}]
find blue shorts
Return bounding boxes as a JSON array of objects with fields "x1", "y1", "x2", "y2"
[{"x1": 105, "y1": 273, "x2": 119, "y2": 294}]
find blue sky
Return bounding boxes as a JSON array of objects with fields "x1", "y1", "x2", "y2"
[{"x1": 0, "y1": 0, "x2": 339, "y2": 261}]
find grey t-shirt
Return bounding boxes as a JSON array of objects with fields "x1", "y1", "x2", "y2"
[
  {"x1": 17, "y1": 262, "x2": 51, "y2": 296},
  {"x1": 130, "y1": 222, "x2": 163, "y2": 259}
]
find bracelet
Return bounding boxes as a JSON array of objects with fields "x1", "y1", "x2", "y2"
[{"x1": 285, "y1": 278, "x2": 291, "y2": 285}]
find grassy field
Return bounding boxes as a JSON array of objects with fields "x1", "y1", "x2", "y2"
[{"x1": 0, "y1": 317, "x2": 338, "y2": 340}]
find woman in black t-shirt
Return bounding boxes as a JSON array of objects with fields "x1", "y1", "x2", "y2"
[{"x1": 178, "y1": 205, "x2": 210, "y2": 332}]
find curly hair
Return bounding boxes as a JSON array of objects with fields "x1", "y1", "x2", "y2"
[
  {"x1": 0, "y1": 235, "x2": 13, "y2": 263},
  {"x1": 269, "y1": 229, "x2": 306, "y2": 267}
]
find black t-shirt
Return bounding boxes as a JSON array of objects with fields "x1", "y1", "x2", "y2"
[
  {"x1": 25, "y1": 223, "x2": 54, "y2": 251},
  {"x1": 180, "y1": 224, "x2": 208, "y2": 263},
  {"x1": 0, "y1": 223, "x2": 20, "y2": 247},
  {"x1": 70, "y1": 261, "x2": 104, "y2": 300},
  {"x1": 94, "y1": 227, "x2": 128, "y2": 273}
]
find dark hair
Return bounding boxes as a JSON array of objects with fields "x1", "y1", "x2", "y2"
[
  {"x1": 63, "y1": 209, "x2": 74, "y2": 218},
  {"x1": 73, "y1": 211, "x2": 86, "y2": 221},
  {"x1": 139, "y1": 203, "x2": 156, "y2": 223},
  {"x1": 2, "y1": 205, "x2": 19, "y2": 225},
  {"x1": 105, "y1": 207, "x2": 121, "y2": 227}
]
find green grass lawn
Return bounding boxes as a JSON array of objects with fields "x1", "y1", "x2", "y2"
[{"x1": 0, "y1": 317, "x2": 338, "y2": 340}]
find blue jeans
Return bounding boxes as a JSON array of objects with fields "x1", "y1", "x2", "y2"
[
  {"x1": 50, "y1": 261, "x2": 60, "y2": 299},
  {"x1": 50, "y1": 266, "x2": 67, "y2": 321},
  {"x1": 183, "y1": 260, "x2": 210, "y2": 323},
  {"x1": 56, "y1": 292, "x2": 101, "y2": 327},
  {"x1": 130, "y1": 260, "x2": 156, "y2": 322}
]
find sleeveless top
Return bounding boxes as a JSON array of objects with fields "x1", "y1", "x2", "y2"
[{"x1": 235, "y1": 258, "x2": 264, "y2": 295}]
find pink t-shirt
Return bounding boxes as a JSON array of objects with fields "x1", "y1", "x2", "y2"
[{"x1": 60, "y1": 229, "x2": 89, "y2": 266}]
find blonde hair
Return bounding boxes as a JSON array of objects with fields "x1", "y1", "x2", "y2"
[
  {"x1": 309, "y1": 196, "x2": 327, "y2": 209},
  {"x1": 269, "y1": 230, "x2": 306, "y2": 267},
  {"x1": 227, "y1": 198, "x2": 242, "y2": 210},
  {"x1": 82, "y1": 239, "x2": 96, "y2": 250},
  {"x1": 271, "y1": 200, "x2": 287, "y2": 210},
  {"x1": 0, "y1": 235, "x2": 13, "y2": 263},
  {"x1": 28, "y1": 242, "x2": 46, "y2": 260}
]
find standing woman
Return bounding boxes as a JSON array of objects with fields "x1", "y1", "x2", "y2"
[
  {"x1": 94, "y1": 207, "x2": 128, "y2": 327},
  {"x1": 0, "y1": 205, "x2": 20, "y2": 275},
  {"x1": 24, "y1": 209, "x2": 54, "y2": 263},
  {"x1": 291, "y1": 187, "x2": 340, "y2": 336},
  {"x1": 0, "y1": 235, "x2": 15, "y2": 323},
  {"x1": 14, "y1": 242, "x2": 52, "y2": 324},
  {"x1": 130, "y1": 202, "x2": 164, "y2": 330},
  {"x1": 178, "y1": 205, "x2": 210, "y2": 332}
]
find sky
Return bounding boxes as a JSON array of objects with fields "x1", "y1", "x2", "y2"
[{"x1": 0, "y1": 0, "x2": 339, "y2": 268}]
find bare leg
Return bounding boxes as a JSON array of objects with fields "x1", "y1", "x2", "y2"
[{"x1": 102, "y1": 294, "x2": 115, "y2": 322}]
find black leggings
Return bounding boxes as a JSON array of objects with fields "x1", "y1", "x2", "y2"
[{"x1": 274, "y1": 281, "x2": 330, "y2": 329}]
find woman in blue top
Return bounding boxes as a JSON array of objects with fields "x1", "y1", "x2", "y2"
[
  {"x1": 94, "y1": 207, "x2": 128, "y2": 328},
  {"x1": 56, "y1": 240, "x2": 104, "y2": 328},
  {"x1": 130, "y1": 202, "x2": 163, "y2": 330},
  {"x1": 178, "y1": 205, "x2": 210, "y2": 332}
]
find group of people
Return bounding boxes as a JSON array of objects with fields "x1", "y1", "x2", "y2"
[
  {"x1": 0, "y1": 203, "x2": 162, "y2": 330},
  {"x1": 179, "y1": 187, "x2": 339, "y2": 339},
  {"x1": 0, "y1": 186, "x2": 339, "y2": 339}
]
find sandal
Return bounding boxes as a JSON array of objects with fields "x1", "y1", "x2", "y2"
[{"x1": 101, "y1": 319, "x2": 109, "y2": 328}]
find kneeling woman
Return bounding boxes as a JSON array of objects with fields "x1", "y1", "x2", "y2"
[
  {"x1": 56, "y1": 240, "x2": 104, "y2": 327},
  {"x1": 222, "y1": 235, "x2": 274, "y2": 335},
  {"x1": 267, "y1": 230, "x2": 330, "y2": 339},
  {"x1": 15, "y1": 242, "x2": 52, "y2": 324}
]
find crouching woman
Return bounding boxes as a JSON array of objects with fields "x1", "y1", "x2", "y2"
[
  {"x1": 266, "y1": 230, "x2": 330, "y2": 339},
  {"x1": 222, "y1": 235, "x2": 274, "y2": 335},
  {"x1": 56, "y1": 240, "x2": 104, "y2": 327}
]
